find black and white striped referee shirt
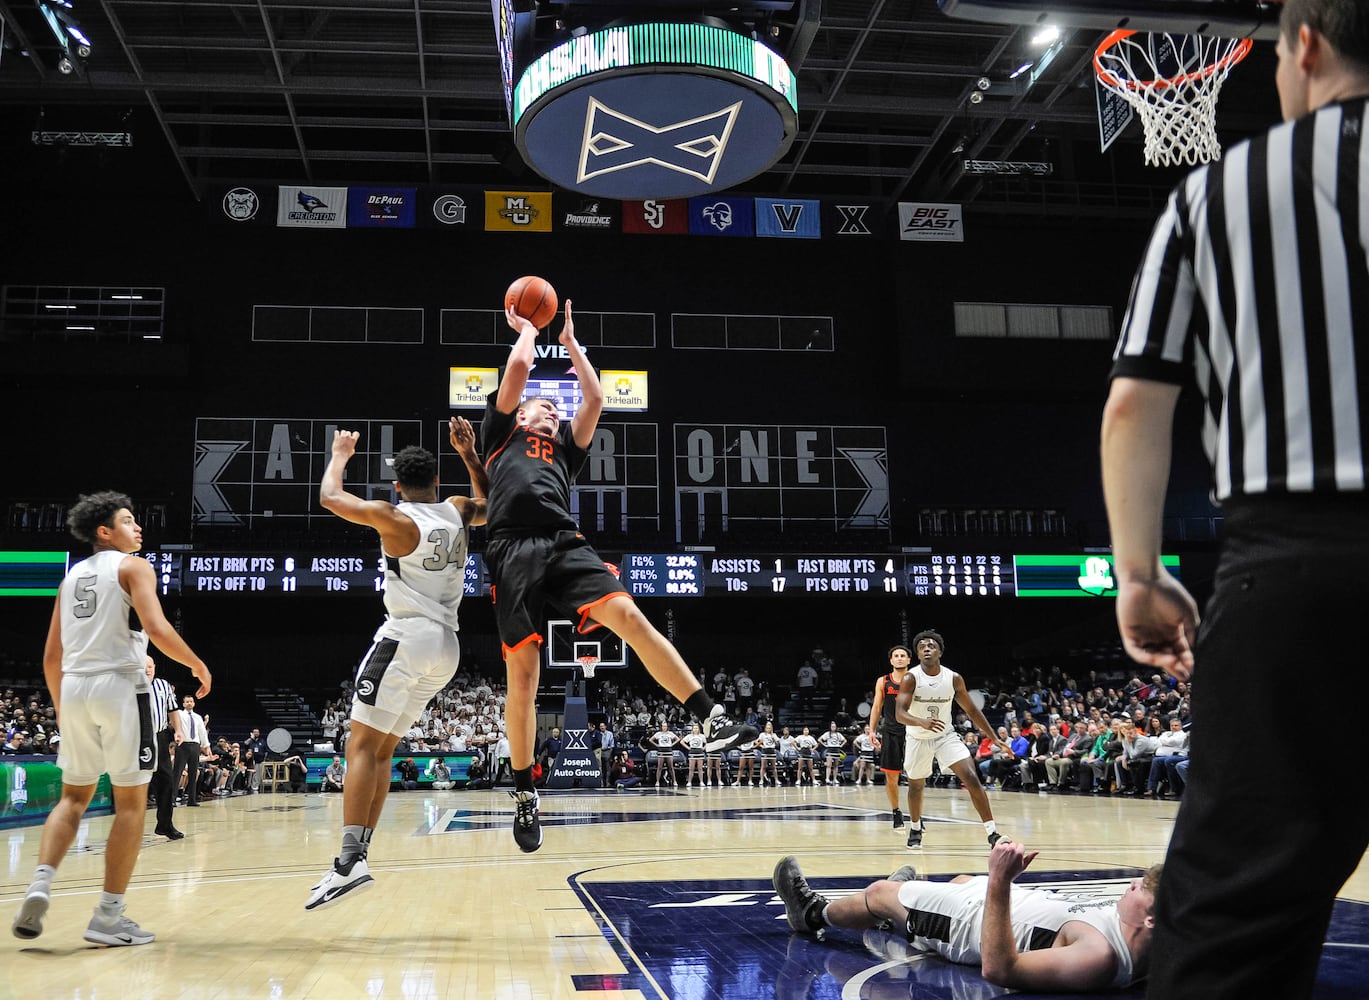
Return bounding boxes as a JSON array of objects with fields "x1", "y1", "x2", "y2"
[
  {"x1": 149, "y1": 676, "x2": 175, "y2": 733},
  {"x1": 1111, "y1": 96, "x2": 1369, "y2": 501}
]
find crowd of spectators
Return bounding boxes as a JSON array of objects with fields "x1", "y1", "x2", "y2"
[{"x1": 2, "y1": 684, "x2": 59, "y2": 756}]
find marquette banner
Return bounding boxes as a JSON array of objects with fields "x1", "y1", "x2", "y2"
[
  {"x1": 449, "y1": 367, "x2": 501, "y2": 409},
  {"x1": 897, "y1": 201, "x2": 964, "y2": 243},
  {"x1": 688, "y1": 196, "x2": 754, "y2": 237},
  {"x1": 484, "y1": 190, "x2": 554, "y2": 232},
  {"x1": 600, "y1": 370, "x2": 648, "y2": 411},
  {"x1": 277, "y1": 186, "x2": 348, "y2": 228},
  {"x1": 348, "y1": 187, "x2": 417, "y2": 228},
  {"x1": 755, "y1": 198, "x2": 821, "y2": 239},
  {"x1": 622, "y1": 198, "x2": 688, "y2": 235}
]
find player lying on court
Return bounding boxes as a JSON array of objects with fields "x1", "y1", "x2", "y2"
[
  {"x1": 482, "y1": 294, "x2": 757, "y2": 852},
  {"x1": 774, "y1": 841, "x2": 1161, "y2": 992}
]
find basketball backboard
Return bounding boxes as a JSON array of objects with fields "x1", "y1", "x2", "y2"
[
  {"x1": 938, "y1": 0, "x2": 1281, "y2": 40},
  {"x1": 545, "y1": 619, "x2": 628, "y2": 670}
]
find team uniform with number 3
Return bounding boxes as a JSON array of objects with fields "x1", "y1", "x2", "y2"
[{"x1": 902, "y1": 662, "x2": 970, "y2": 779}]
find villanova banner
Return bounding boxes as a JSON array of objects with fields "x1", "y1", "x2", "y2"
[{"x1": 755, "y1": 197, "x2": 821, "y2": 239}]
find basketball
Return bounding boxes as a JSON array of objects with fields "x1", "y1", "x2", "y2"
[{"x1": 505, "y1": 275, "x2": 558, "y2": 329}]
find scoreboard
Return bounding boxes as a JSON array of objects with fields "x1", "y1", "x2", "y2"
[
  {"x1": 141, "y1": 551, "x2": 490, "y2": 597},
  {"x1": 8, "y1": 550, "x2": 1178, "y2": 600},
  {"x1": 621, "y1": 552, "x2": 1178, "y2": 599}
]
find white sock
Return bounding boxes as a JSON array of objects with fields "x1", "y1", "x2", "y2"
[
  {"x1": 984, "y1": 821, "x2": 998, "y2": 836},
  {"x1": 98, "y1": 891, "x2": 124, "y2": 915},
  {"x1": 28, "y1": 864, "x2": 55, "y2": 897}
]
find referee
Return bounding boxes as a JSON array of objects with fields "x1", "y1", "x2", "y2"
[
  {"x1": 1102, "y1": 3, "x2": 1369, "y2": 997},
  {"x1": 144, "y1": 656, "x2": 184, "y2": 839}
]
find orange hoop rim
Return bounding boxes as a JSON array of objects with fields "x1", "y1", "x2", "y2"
[
  {"x1": 1094, "y1": 29, "x2": 1254, "y2": 92},
  {"x1": 577, "y1": 655, "x2": 600, "y2": 668}
]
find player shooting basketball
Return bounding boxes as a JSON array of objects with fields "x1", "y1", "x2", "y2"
[{"x1": 481, "y1": 297, "x2": 757, "y2": 853}]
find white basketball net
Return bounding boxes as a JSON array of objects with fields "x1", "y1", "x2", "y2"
[
  {"x1": 578, "y1": 655, "x2": 598, "y2": 679},
  {"x1": 1094, "y1": 30, "x2": 1253, "y2": 167}
]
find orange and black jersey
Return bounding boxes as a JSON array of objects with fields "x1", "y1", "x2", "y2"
[
  {"x1": 481, "y1": 393, "x2": 589, "y2": 535},
  {"x1": 878, "y1": 672, "x2": 905, "y2": 731}
]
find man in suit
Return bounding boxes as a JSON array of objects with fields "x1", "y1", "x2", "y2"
[
  {"x1": 144, "y1": 656, "x2": 184, "y2": 839},
  {"x1": 173, "y1": 695, "x2": 207, "y2": 806}
]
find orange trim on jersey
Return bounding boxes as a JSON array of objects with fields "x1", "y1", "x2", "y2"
[
  {"x1": 576, "y1": 591, "x2": 632, "y2": 634},
  {"x1": 502, "y1": 633, "x2": 544, "y2": 659},
  {"x1": 484, "y1": 424, "x2": 522, "y2": 471}
]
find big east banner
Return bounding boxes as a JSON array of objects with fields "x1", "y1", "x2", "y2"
[{"x1": 898, "y1": 201, "x2": 964, "y2": 243}]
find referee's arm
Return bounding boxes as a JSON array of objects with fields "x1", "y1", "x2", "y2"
[{"x1": 1101, "y1": 376, "x2": 1197, "y2": 680}]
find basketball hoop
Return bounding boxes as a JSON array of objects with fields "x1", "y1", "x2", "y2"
[
  {"x1": 577, "y1": 655, "x2": 599, "y2": 680},
  {"x1": 1094, "y1": 30, "x2": 1253, "y2": 167}
]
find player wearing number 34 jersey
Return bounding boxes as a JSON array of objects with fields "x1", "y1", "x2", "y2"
[{"x1": 305, "y1": 419, "x2": 488, "y2": 912}]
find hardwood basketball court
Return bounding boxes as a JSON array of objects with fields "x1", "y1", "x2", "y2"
[{"x1": 6, "y1": 782, "x2": 1368, "y2": 998}]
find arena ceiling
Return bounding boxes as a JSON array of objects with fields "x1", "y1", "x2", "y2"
[{"x1": 0, "y1": 0, "x2": 1282, "y2": 217}]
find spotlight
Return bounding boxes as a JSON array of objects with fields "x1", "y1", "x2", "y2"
[
  {"x1": 969, "y1": 91, "x2": 983, "y2": 104},
  {"x1": 57, "y1": 54, "x2": 73, "y2": 73},
  {"x1": 976, "y1": 77, "x2": 991, "y2": 91}
]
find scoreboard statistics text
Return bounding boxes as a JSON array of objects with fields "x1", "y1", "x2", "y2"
[{"x1": 6, "y1": 550, "x2": 1177, "y2": 600}]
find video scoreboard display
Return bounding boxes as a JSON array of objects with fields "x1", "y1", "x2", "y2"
[
  {"x1": 621, "y1": 552, "x2": 1180, "y2": 599},
  {"x1": 140, "y1": 551, "x2": 489, "y2": 597},
  {"x1": 3, "y1": 549, "x2": 1178, "y2": 601},
  {"x1": 623, "y1": 553, "x2": 1013, "y2": 597}
]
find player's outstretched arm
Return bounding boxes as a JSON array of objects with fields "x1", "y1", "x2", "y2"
[
  {"x1": 560, "y1": 300, "x2": 604, "y2": 449},
  {"x1": 495, "y1": 306, "x2": 540, "y2": 415},
  {"x1": 448, "y1": 416, "x2": 489, "y2": 527},
  {"x1": 981, "y1": 842, "x2": 1117, "y2": 990},
  {"x1": 320, "y1": 430, "x2": 420, "y2": 549}
]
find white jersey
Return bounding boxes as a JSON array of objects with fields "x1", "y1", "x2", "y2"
[
  {"x1": 383, "y1": 501, "x2": 468, "y2": 629},
  {"x1": 59, "y1": 550, "x2": 146, "y2": 676},
  {"x1": 907, "y1": 664, "x2": 959, "y2": 741},
  {"x1": 897, "y1": 876, "x2": 1136, "y2": 988}
]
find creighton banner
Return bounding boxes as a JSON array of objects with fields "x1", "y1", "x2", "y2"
[
  {"x1": 277, "y1": 186, "x2": 348, "y2": 228},
  {"x1": 484, "y1": 190, "x2": 553, "y2": 232}
]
